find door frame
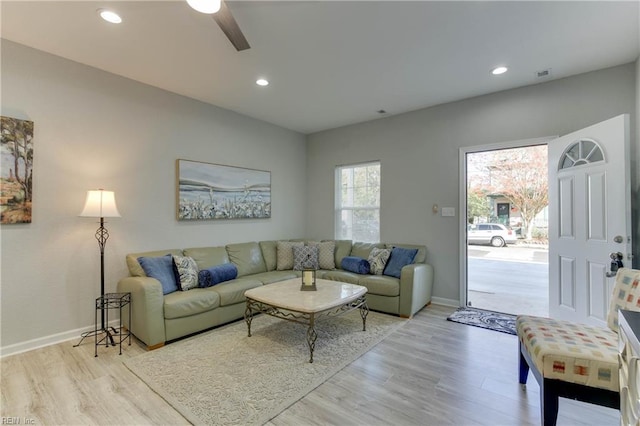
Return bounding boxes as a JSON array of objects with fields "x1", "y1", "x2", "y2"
[{"x1": 458, "y1": 136, "x2": 554, "y2": 308}]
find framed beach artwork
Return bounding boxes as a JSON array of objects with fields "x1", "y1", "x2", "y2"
[
  {"x1": 1, "y1": 116, "x2": 34, "y2": 224},
  {"x1": 176, "y1": 159, "x2": 271, "y2": 220}
]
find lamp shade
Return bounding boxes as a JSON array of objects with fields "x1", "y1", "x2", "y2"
[
  {"x1": 187, "y1": 0, "x2": 221, "y2": 14},
  {"x1": 79, "y1": 189, "x2": 121, "y2": 218}
]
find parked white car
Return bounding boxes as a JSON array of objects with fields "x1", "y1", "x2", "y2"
[{"x1": 467, "y1": 223, "x2": 518, "y2": 247}]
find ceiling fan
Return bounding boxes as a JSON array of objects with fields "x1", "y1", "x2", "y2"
[{"x1": 187, "y1": 0, "x2": 250, "y2": 51}]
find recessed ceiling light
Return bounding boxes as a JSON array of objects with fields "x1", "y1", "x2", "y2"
[
  {"x1": 491, "y1": 66, "x2": 508, "y2": 75},
  {"x1": 98, "y1": 9, "x2": 122, "y2": 24},
  {"x1": 256, "y1": 79, "x2": 269, "y2": 87}
]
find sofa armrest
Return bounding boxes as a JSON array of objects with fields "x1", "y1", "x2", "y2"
[
  {"x1": 398, "y1": 263, "x2": 434, "y2": 318},
  {"x1": 117, "y1": 276, "x2": 166, "y2": 348}
]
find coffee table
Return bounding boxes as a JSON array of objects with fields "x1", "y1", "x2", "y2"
[{"x1": 244, "y1": 278, "x2": 369, "y2": 363}]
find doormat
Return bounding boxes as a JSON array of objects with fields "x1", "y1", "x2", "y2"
[{"x1": 447, "y1": 307, "x2": 516, "y2": 335}]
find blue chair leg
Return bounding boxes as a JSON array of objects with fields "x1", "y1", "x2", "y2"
[{"x1": 519, "y1": 342, "x2": 529, "y2": 384}]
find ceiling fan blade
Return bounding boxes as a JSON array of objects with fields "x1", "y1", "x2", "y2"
[{"x1": 213, "y1": 0, "x2": 250, "y2": 51}]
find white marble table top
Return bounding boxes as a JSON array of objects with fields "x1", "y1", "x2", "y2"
[{"x1": 244, "y1": 278, "x2": 367, "y2": 313}]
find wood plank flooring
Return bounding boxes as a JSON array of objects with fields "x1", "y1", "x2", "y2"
[{"x1": 1, "y1": 305, "x2": 619, "y2": 425}]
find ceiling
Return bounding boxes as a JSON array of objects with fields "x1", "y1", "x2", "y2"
[{"x1": 1, "y1": 1, "x2": 639, "y2": 134}]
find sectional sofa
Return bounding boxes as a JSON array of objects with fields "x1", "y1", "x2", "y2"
[{"x1": 117, "y1": 240, "x2": 434, "y2": 349}]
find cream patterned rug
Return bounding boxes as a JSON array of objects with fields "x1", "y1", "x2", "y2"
[{"x1": 124, "y1": 311, "x2": 405, "y2": 425}]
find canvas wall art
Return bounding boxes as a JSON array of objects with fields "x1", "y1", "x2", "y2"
[
  {"x1": 177, "y1": 159, "x2": 271, "y2": 220},
  {"x1": 1, "y1": 116, "x2": 34, "y2": 224}
]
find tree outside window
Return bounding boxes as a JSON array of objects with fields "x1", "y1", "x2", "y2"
[
  {"x1": 467, "y1": 145, "x2": 548, "y2": 241},
  {"x1": 335, "y1": 162, "x2": 380, "y2": 242}
]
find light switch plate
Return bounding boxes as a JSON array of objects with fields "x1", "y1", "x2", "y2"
[{"x1": 441, "y1": 207, "x2": 455, "y2": 217}]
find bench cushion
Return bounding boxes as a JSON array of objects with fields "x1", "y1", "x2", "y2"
[{"x1": 516, "y1": 315, "x2": 619, "y2": 392}]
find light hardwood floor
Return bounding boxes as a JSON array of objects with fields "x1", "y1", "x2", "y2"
[{"x1": 1, "y1": 304, "x2": 619, "y2": 425}]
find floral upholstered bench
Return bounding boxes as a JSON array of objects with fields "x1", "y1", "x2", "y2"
[{"x1": 516, "y1": 268, "x2": 640, "y2": 426}]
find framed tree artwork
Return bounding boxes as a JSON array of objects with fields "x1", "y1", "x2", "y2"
[
  {"x1": 1, "y1": 116, "x2": 34, "y2": 224},
  {"x1": 176, "y1": 159, "x2": 271, "y2": 220}
]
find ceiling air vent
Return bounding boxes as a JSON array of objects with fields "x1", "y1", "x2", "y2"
[{"x1": 536, "y1": 68, "x2": 552, "y2": 79}]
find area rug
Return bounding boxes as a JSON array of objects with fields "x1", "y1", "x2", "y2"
[
  {"x1": 447, "y1": 307, "x2": 516, "y2": 335},
  {"x1": 124, "y1": 311, "x2": 405, "y2": 425}
]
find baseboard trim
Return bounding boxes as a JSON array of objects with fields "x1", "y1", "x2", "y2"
[
  {"x1": 0, "y1": 320, "x2": 121, "y2": 358},
  {"x1": 431, "y1": 297, "x2": 460, "y2": 307}
]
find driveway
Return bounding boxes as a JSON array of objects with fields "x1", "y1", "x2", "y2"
[{"x1": 467, "y1": 244, "x2": 549, "y2": 317}]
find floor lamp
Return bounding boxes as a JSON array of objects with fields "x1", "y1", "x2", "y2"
[{"x1": 74, "y1": 189, "x2": 121, "y2": 347}]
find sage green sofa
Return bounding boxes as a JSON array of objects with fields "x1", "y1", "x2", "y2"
[{"x1": 117, "y1": 240, "x2": 434, "y2": 349}]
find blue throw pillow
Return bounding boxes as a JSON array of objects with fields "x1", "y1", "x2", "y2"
[
  {"x1": 341, "y1": 256, "x2": 370, "y2": 275},
  {"x1": 138, "y1": 254, "x2": 179, "y2": 295},
  {"x1": 198, "y1": 263, "x2": 238, "y2": 288},
  {"x1": 383, "y1": 247, "x2": 419, "y2": 278}
]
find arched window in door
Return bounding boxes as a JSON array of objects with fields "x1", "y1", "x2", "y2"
[{"x1": 558, "y1": 138, "x2": 604, "y2": 170}]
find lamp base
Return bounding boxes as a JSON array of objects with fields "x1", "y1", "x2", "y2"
[
  {"x1": 73, "y1": 327, "x2": 118, "y2": 349},
  {"x1": 300, "y1": 284, "x2": 317, "y2": 291}
]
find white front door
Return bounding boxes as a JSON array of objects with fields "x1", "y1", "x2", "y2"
[{"x1": 548, "y1": 114, "x2": 632, "y2": 326}]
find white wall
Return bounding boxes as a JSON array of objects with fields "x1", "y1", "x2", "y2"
[
  {"x1": 307, "y1": 63, "x2": 638, "y2": 305},
  {"x1": 0, "y1": 41, "x2": 307, "y2": 352}
]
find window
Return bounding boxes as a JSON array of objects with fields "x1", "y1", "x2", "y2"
[
  {"x1": 335, "y1": 162, "x2": 380, "y2": 242},
  {"x1": 559, "y1": 139, "x2": 604, "y2": 170}
]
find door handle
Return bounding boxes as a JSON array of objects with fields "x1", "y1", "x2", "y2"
[{"x1": 606, "y1": 252, "x2": 624, "y2": 277}]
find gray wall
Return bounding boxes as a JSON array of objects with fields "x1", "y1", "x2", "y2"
[
  {"x1": 307, "y1": 63, "x2": 638, "y2": 304},
  {"x1": 0, "y1": 41, "x2": 307, "y2": 351},
  {"x1": 1, "y1": 38, "x2": 638, "y2": 353}
]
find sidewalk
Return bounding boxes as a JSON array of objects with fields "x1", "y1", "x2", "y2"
[{"x1": 467, "y1": 244, "x2": 549, "y2": 317}]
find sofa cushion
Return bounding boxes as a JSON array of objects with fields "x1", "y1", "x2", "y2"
[
  {"x1": 328, "y1": 240, "x2": 352, "y2": 270},
  {"x1": 350, "y1": 242, "x2": 385, "y2": 259},
  {"x1": 293, "y1": 245, "x2": 320, "y2": 270},
  {"x1": 126, "y1": 249, "x2": 183, "y2": 277},
  {"x1": 516, "y1": 315, "x2": 619, "y2": 392},
  {"x1": 183, "y1": 246, "x2": 229, "y2": 270},
  {"x1": 172, "y1": 255, "x2": 199, "y2": 291},
  {"x1": 210, "y1": 279, "x2": 263, "y2": 306},
  {"x1": 384, "y1": 247, "x2": 418, "y2": 278},
  {"x1": 341, "y1": 256, "x2": 370, "y2": 275},
  {"x1": 276, "y1": 241, "x2": 304, "y2": 270},
  {"x1": 358, "y1": 275, "x2": 400, "y2": 297},
  {"x1": 308, "y1": 241, "x2": 336, "y2": 270},
  {"x1": 198, "y1": 263, "x2": 238, "y2": 288},
  {"x1": 323, "y1": 270, "x2": 362, "y2": 285},
  {"x1": 249, "y1": 271, "x2": 298, "y2": 285},
  {"x1": 606, "y1": 268, "x2": 640, "y2": 333},
  {"x1": 259, "y1": 240, "x2": 278, "y2": 271},
  {"x1": 138, "y1": 254, "x2": 179, "y2": 295},
  {"x1": 226, "y1": 242, "x2": 267, "y2": 277},
  {"x1": 385, "y1": 243, "x2": 427, "y2": 264},
  {"x1": 368, "y1": 248, "x2": 391, "y2": 275},
  {"x1": 163, "y1": 288, "x2": 220, "y2": 319}
]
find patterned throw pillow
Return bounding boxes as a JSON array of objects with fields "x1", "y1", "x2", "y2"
[
  {"x1": 293, "y1": 245, "x2": 320, "y2": 271},
  {"x1": 172, "y1": 255, "x2": 199, "y2": 291},
  {"x1": 276, "y1": 241, "x2": 304, "y2": 270},
  {"x1": 308, "y1": 241, "x2": 336, "y2": 270},
  {"x1": 368, "y1": 248, "x2": 391, "y2": 275}
]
